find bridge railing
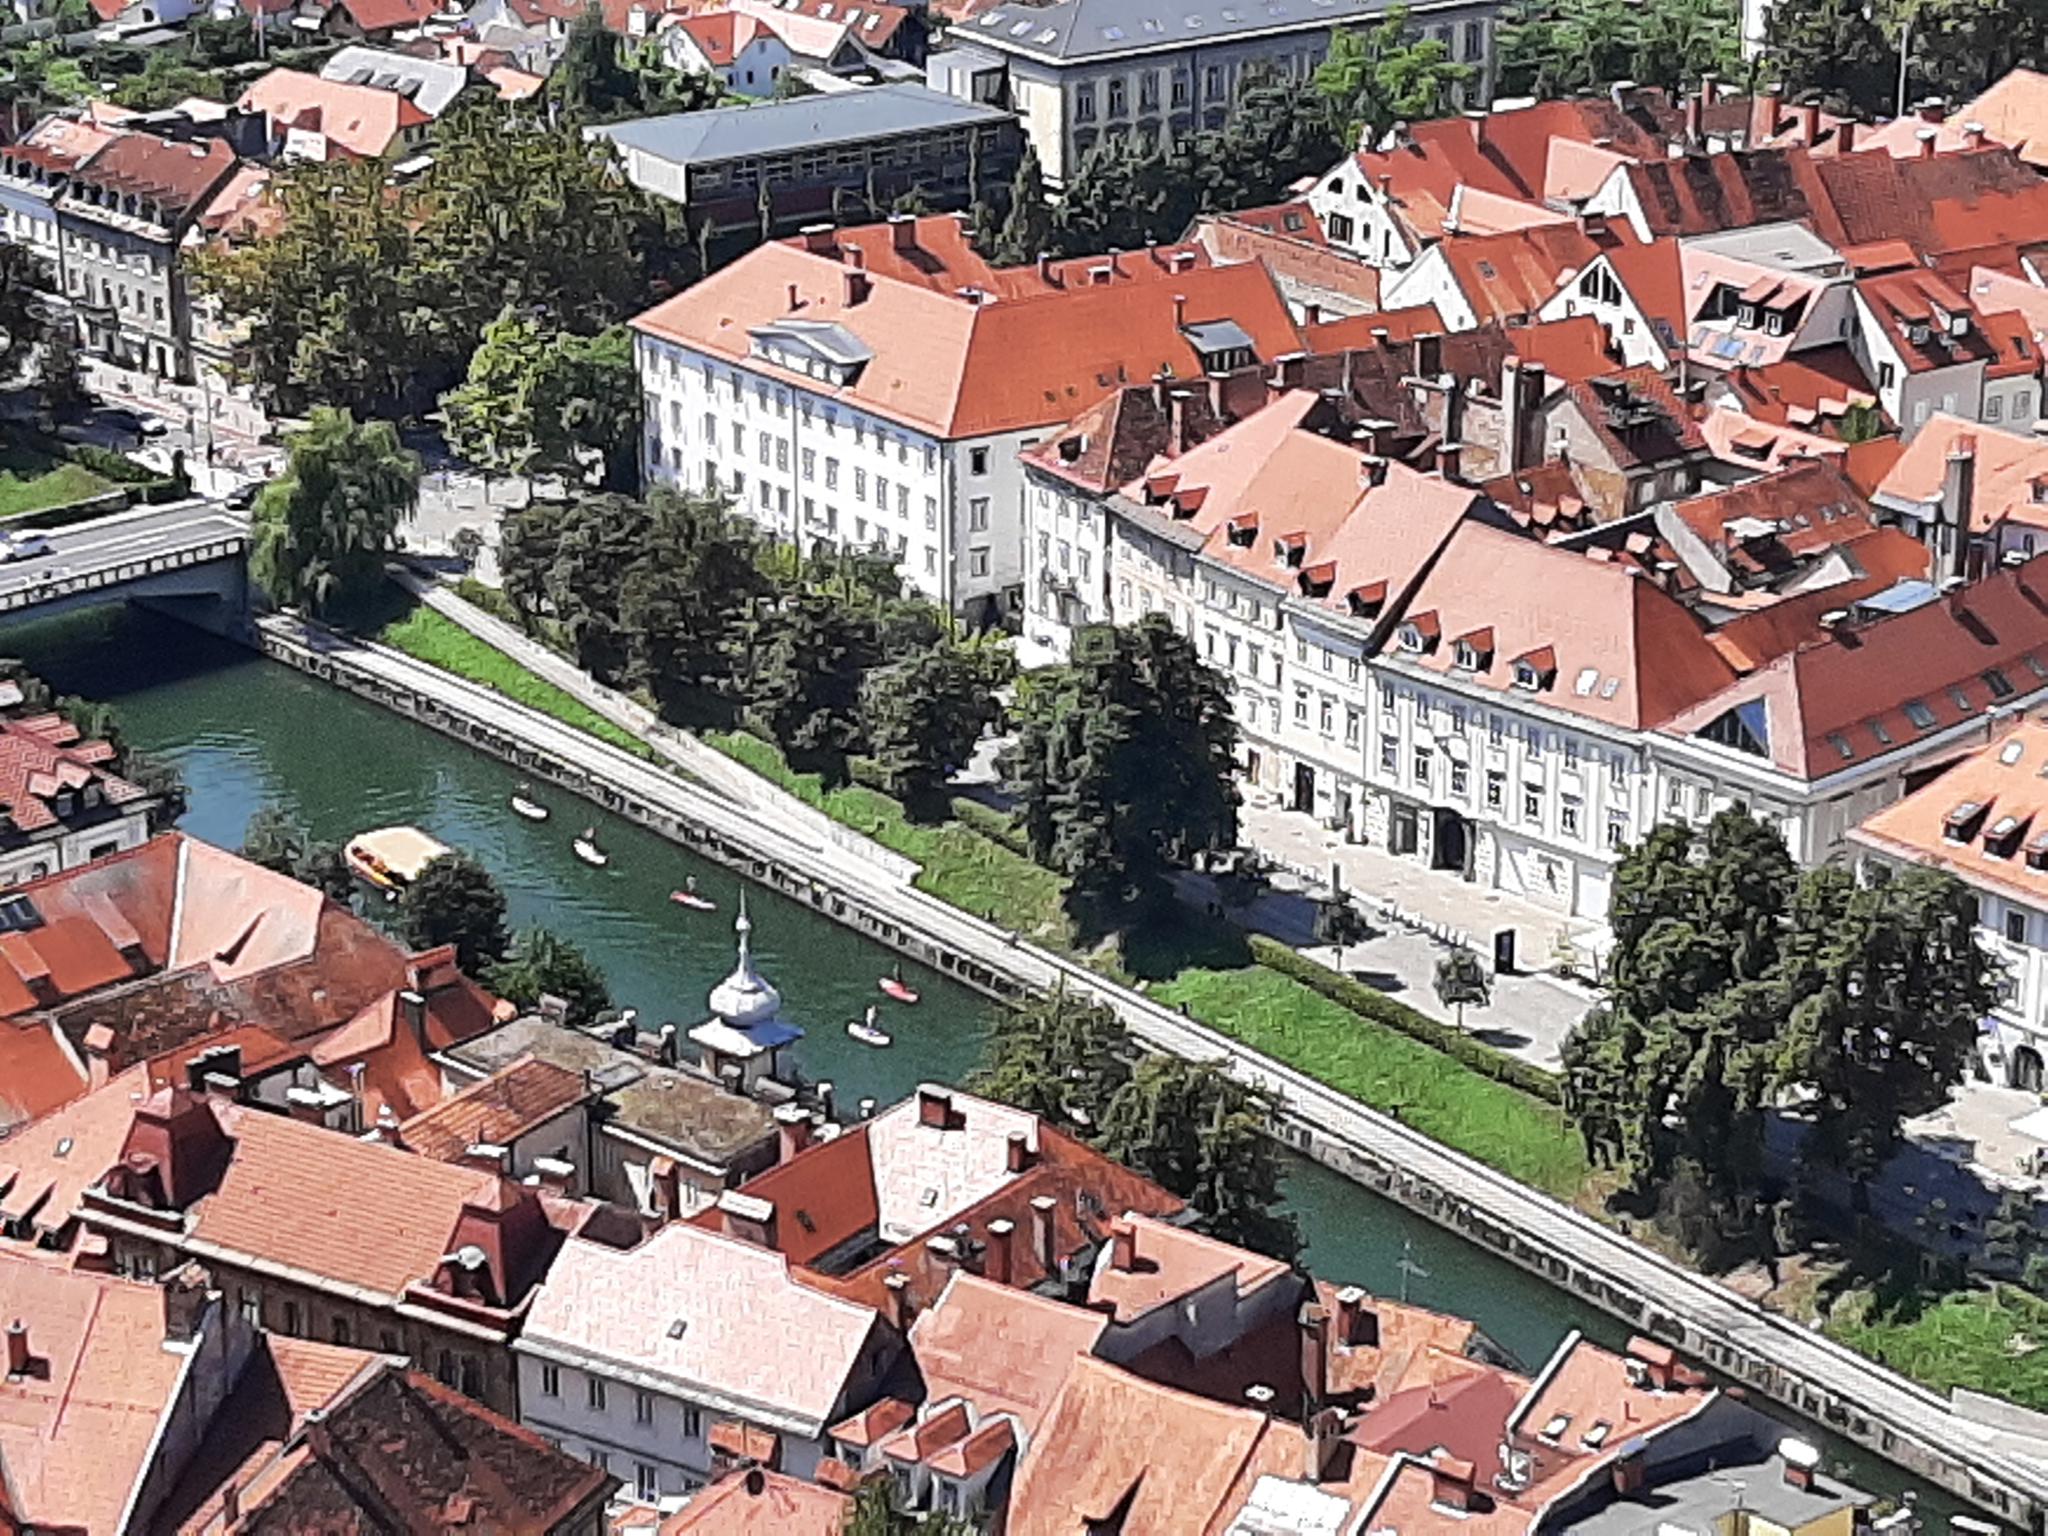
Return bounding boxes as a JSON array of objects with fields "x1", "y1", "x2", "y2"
[{"x1": 0, "y1": 537, "x2": 247, "y2": 614}]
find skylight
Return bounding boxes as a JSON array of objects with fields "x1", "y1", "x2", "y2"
[
  {"x1": 1904, "y1": 699, "x2": 1936, "y2": 729},
  {"x1": 2003, "y1": 740, "x2": 2027, "y2": 765},
  {"x1": 1986, "y1": 668, "x2": 2017, "y2": 699},
  {"x1": 1573, "y1": 667, "x2": 1598, "y2": 696}
]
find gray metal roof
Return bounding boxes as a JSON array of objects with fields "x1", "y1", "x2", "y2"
[
  {"x1": 593, "y1": 83, "x2": 1015, "y2": 167},
  {"x1": 963, "y1": 0, "x2": 1408, "y2": 64},
  {"x1": 1184, "y1": 318, "x2": 1255, "y2": 353},
  {"x1": 319, "y1": 45, "x2": 467, "y2": 117}
]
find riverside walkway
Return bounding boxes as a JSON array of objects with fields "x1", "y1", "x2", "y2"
[{"x1": 258, "y1": 602, "x2": 2048, "y2": 1528}]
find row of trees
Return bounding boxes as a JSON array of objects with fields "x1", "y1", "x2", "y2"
[
  {"x1": 972, "y1": 986, "x2": 1301, "y2": 1261},
  {"x1": 1563, "y1": 812, "x2": 1994, "y2": 1247},
  {"x1": 1494, "y1": 0, "x2": 1741, "y2": 101}
]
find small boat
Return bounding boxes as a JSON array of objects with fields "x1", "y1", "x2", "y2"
[
  {"x1": 878, "y1": 964, "x2": 920, "y2": 1005},
  {"x1": 572, "y1": 828, "x2": 609, "y2": 868},
  {"x1": 344, "y1": 825, "x2": 451, "y2": 893},
  {"x1": 847, "y1": 1004, "x2": 892, "y2": 1048},
  {"x1": 669, "y1": 879, "x2": 716, "y2": 912},
  {"x1": 510, "y1": 785, "x2": 550, "y2": 822}
]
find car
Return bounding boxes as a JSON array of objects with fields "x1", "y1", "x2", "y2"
[
  {"x1": 137, "y1": 415, "x2": 170, "y2": 439},
  {"x1": 225, "y1": 481, "x2": 261, "y2": 511},
  {"x1": 2, "y1": 532, "x2": 54, "y2": 562}
]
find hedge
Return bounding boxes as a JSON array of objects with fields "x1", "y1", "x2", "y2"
[
  {"x1": 948, "y1": 795, "x2": 1034, "y2": 857},
  {"x1": 1248, "y1": 933, "x2": 1565, "y2": 1104},
  {"x1": 65, "y1": 443, "x2": 165, "y2": 484}
]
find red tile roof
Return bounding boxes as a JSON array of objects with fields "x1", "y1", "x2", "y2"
[
  {"x1": 0, "y1": 711, "x2": 146, "y2": 834},
  {"x1": 397, "y1": 1054, "x2": 590, "y2": 1163},
  {"x1": 908, "y1": 1272, "x2": 1107, "y2": 1438},
  {"x1": 786, "y1": 217, "x2": 1210, "y2": 300},
  {"x1": 1876, "y1": 412, "x2": 2048, "y2": 534},
  {"x1": 632, "y1": 242, "x2": 1301, "y2": 439},
  {"x1": 1301, "y1": 304, "x2": 1446, "y2": 351},
  {"x1": 1853, "y1": 715, "x2": 2048, "y2": 909},
  {"x1": 1433, "y1": 224, "x2": 1601, "y2": 324},
  {"x1": 65, "y1": 131, "x2": 239, "y2": 224},
  {"x1": 658, "y1": 1467, "x2": 847, "y2": 1536},
  {"x1": 0, "y1": 1063, "x2": 154, "y2": 1243},
  {"x1": 1086, "y1": 1213, "x2": 1292, "y2": 1325},
  {"x1": 238, "y1": 67, "x2": 432, "y2": 158},
  {"x1": 0, "y1": 1018, "x2": 85, "y2": 1132},
  {"x1": 332, "y1": 0, "x2": 442, "y2": 32}
]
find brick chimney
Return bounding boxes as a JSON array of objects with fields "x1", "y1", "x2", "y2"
[
  {"x1": 1942, "y1": 432, "x2": 1977, "y2": 582},
  {"x1": 888, "y1": 211, "x2": 917, "y2": 251},
  {"x1": 1625, "y1": 1335, "x2": 1676, "y2": 1390},
  {"x1": 916, "y1": 1086, "x2": 955, "y2": 1129},
  {"x1": 1430, "y1": 1456, "x2": 1478, "y2": 1511},
  {"x1": 1298, "y1": 1301, "x2": 1329, "y2": 1407},
  {"x1": 1005, "y1": 1131, "x2": 1033, "y2": 1173},
  {"x1": 985, "y1": 1218, "x2": 1015, "y2": 1286},
  {"x1": 1030, "y1": 1193, "x2": 1058, "y2": 1276},
  {"x1": 1835, "y1": 119, "x2": 1856, "y2": 153},
  {"x1": 398, "y1": 989, "x2": 428, "y2": 1049},
  {"x1": 1748, "y1": 84, "x2": 1781, "y2": 147},
  {"x1": 1917, "y1": 126, "x2": 1938, "y2": 158},
  {"x1": 1333, "y1": 1285, "x2": 1379, "y2": 1347},
  {"x1": 5, "y1": 1319, "x2": 28, "y2": 1378},
  {"x1": 648, "y1": 1156, "x2": 682, "y2": 1222},
  {"x1": 799, "y1": 222, "x2": 836, "y2": 254},
  {"x1": 716, "y1": 1190, "x2": 778, "y2": 1249},
  {"x1": 774, "y1": 1102, "x2": 813, "y2": 1163},
  {"x1": 1037, "y1": 250, "x2": 1059, "y2": 286},
  {"x1": 1963, "y1": 119, "x2": 1988, "y2": 149},
  {"x1": 1794, "y1": 98, "x2": 1821, "y2": 143},
  {"x1": 1106, "y1": 1218, "x2": 1136, "y2": 1271},
  {"x1": 460, "y1": 1142, "x2": 510, "y2": 1175},
  {"x1": 1436, "y1": 442, "x2": 1462, "y2": 481},
  {"x1": 1682, "y1": 91, "x2": 1703, "y2": 149},
  {"x1": 1172, "y1": 293, "x2": 1188, "y2": 330},
  {"x1": 1304, "y1": 1405, "x2": 1346, "y2": 1484},
  {"x1": 161, "y1": 1262, "x2": 212, "y2": 1344}
]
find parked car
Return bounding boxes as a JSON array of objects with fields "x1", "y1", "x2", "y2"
[
  {"x1": 225, "y1": 481, "x2": 261, "y2": 511},
  {"x1": 137, "y1": 415, "x2": 170, "y2": 439},
  {"x1": 1, "y1": 532, "x2": 55, "y2": 563}
]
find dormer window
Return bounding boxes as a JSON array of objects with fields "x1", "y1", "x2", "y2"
[
  {"x1": 1347, "y1": 582, "x2": 1386, "y2": 618},
  {"x1": 1297, "y1": 560, "x2": 1336, "y2": 598},
  {"x1": 1944, "y1": 800, "x2": 1989, "y2": 843},
  {"x1": 1396, "y1": 611, "x2": 1439, "y2": 654},
  {"x1": 1273, "y1": 532, "x2": 1306, "y2": 569},
  {"x1": 2027, "y1": 831, "x2": 2048, "y2": 872},
  {"x1": 1510, "y1": 647, "x2": 1557, "y2": 691},
  {"x1": 1452, "y1": 627, "x2": 1493, "y2": 672},
  {"x1": 1986, "y1": 815, "x2": 2025, "y2": 859},
  {"x1": 1182, "y1": 318, "x2": 1257, "y2": 376},
  {"x1": 1737, "y1": 302, "x2": 1758, "y2": 330},
  {"x1": 1904, "y1": 699, "x2": 1936, "y2": 730},
  {"x1": 1225, "y1": 514, "x2": 1257, "y2": 547}
]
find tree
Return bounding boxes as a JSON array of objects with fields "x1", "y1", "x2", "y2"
[
  {"x1": 401, "y1": 851, "x2": 511, "y2": 974},
  {"x1": 1004, "y1": 615, "x2": 1239, "y2": 936},
  {"x1": 441, "y1": 313, "x2": 641, "y2": 490},
  {"x1": 542, "y1": 491, "x2": 659, "y2": 681},
  {"x1": 859, "y1": 640, "x2": 1003, "y2": 808},
  {"x1": 1314, "y1": 896, "x2": 1373, "y2": 972},
  {"x1": 843, "y1": 1479, "x2": 976, "y2": 1536},
  {"x1": 617, "y1": 489, "x2": 773, "y2": 717},
  {"x1": 486, "y1": 925, "x2": 611, "y2": 1026},
  {"x1": 745, "y1": 589, "x2": 882, "y2": 778},
  {"x1": 1772, "y1": 863, "x2": 1996, "y2": 1198},
  {"x1": 241, "y1": 806, "x2": 354, "y2": 902},
  {"x1": 546, "y1": 0, "x2": 726, "y2": 122},
  {"x1": 0, "y1": 241, "x2": 52, "y2": 381},
  {"x1": 250, "y1": 408, "x2": 419, "y2": 617},
  {"x1": 498, "y1": 497, "x2": 567, "y2": 629},
  {"x1": 1315, "y1": 8, "x2": 1474, "y2": 147},
  {"x1": 37, "y1": 322, "x2": 88, "y2": 420},
  {"x1": 1433, "y1": 946, "x2": 1492, "y2": 1028},
  {"x1": 1497, "y1": 0, "x2": 1739, "y2": 99},
  {"x1": 1097, "y1": 1054, "x2": 1302, "y2": 1261},
  {"x1": 1984, "y1": 1187, "x2": 2048, "y2": 1295},
  {"x1": 986, "y1": 143, "x2": 1053, "y2": 266},
  {"x1": 1761, "y1": 0, "x2": 1894, "y2": 112},
  {"x1": 968, "y1": 987, "x2": 1133, "y2": 1130}
]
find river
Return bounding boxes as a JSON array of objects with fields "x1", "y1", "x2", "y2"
[{"x1": 14, "y1": 604, "x2": 1962, "y2": 1516}]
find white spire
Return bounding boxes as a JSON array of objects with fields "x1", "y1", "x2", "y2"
[{"x1": 708, "y1": 889, "x2": 781, "y2": 1030}]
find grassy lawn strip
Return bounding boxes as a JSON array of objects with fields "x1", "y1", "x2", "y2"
[
  {"x1": 1148, "y1": 963, "x2": 1592, "y2": 1199},
  {"x1": 0, "y1": 458, "x2": 109, "y2": 519},
  {"x1": 704, "y1": 729, "x2": 1074, "y2": 949},
  {"x1": 1826, "y1": 1284, "x2": 2048, "y2": 1412},
  {"x1": 375, "y1": 606, "x2": 660, "y2": 763}
]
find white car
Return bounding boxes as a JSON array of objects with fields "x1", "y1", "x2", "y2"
[{"x1": 2, "y1": 532, "x2": 54, "y2": 563}]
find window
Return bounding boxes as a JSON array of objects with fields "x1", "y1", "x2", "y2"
[
  {"x1": 541, "y1": 1363, "x2": 561, "y2": 1397},
  {"x1": 460, "y1": 1357, "x2": 482, "y2": 1398},
  {"x1": 683, "y1": 1406, "x2": 704, "y2": 1439},
  {"x1": 238, "y1": 1290, "x2": 260, "y2": 1327},
  {"x1": 1561, "y1": 795, "x2": 1582, "y2": 837},
  {"x1": 1412, "y1": 745, "x2": 1432, "y2": 784},
  {"x1": 1989, "y1": 395, "x2": 2007, "y2": 423},
  {"x1": 825, "y1": 457, "x2": 840, "y2": 489},
  {"x1": 1380, "y1": 737, "x2": 1398, "y2": 773},
  {"x1": 1295, "y1": 687, "x2": 1310, "y2": 725},
  {"x1": 1986, "y1": 668, "x2": 2016, "y2": 699},
  {"x1": 2008, "y1": 909, "x2": 2029, "y2": 945},
  {"x1": 855, "y1": 467, "x2": 867, "y2": 499},
  {"x1": 1344, "y1": 709, "x2": 1361, "y2": 747},
  {"x1": 969, "y1": 446, "x2": 990, "y2": 475},
  {"x1": 1326, "y1": 212, "x2": 1356, "y2": 244},
  {"x1": 1450, "y1": 762, "x2": 1468, "y2": 797},
  {"x1": 802, "y1": 447, "x2": 816, "y2": 480},
  {"x1": 1379, "y1": 681, "x2": 1396, "y2": 714},
  {"x1": 588, "y1": 1376, "x2": 608, "y2": 1412},
  {"x1": 1319, "y1": 697, "x2": 1335, "y2": 736},
  {"x1": 1107, "y1": 76, "x2": 1126, "y2": 115},
  {"x1": 1904, "y1": 698, "x2": 1936, "y2": 729},
  {"x1": 332, "y1": 1316, "x2": 351, "y2": 1346},
  {"x1": 1607, "y1": 813, "x2": 1628, "y2": 852},
  {"x1": 1486, "y1": 770, "x2": 1505, "y2": 810},
  {"x1": 969, "y1": 497, "x2": 990, "y2": 532},
  {"x1": 636, "y1": 1390, "x2": 655, "y2": 1425},
  {"x1": 281, "y1": 1300, "x2": 301, "y2": 1336},
  {"x1": 1523, "y1": 785, "x2": 1543, "y2": 822},
  {"x1": 637, "y1": 1464, "x2": 659, "y2": 1502},
  {"x1": 1075, "y1": 84, "x2": 1096, "y2": 121},
  {"x1": 1203, "y1": 64, "x2": 1224, "y2": 99},
  {"x1": 970, "y1": 547, "x2": 990, "y2": 577}
]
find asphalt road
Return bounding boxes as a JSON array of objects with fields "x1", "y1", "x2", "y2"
[{"x1": 0, "y1": 501, "x2": 248, "y2": 598}]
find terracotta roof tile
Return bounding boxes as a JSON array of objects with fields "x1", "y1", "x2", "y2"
[
  {"x1": 397, "y1": 1054, "x2": 589, "y2": 1163},
  {"x1": 908, "y1": 1272, "x2": 1106, "y2": 1437},
  {"x1": 238, "y1": 68, "x2": 432, "y2": 158},
  {"x1": 1876, "y1": 411, "x2": 2048, "y2": 533},
  {"x1": 658, "y1": 1467, "x2": 847, "y2": 1536},
  {"x1": 1854, "y1": 716, "x2": 2048, "y2": 910},
  {"x1": 1087, "y1": 1212, "x2": 1291, "y2": 1324}
]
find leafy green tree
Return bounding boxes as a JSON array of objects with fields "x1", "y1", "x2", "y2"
[
  {"x1": 109, "y1": 53, "x2": 226, "y2": 110},
  {"x1": 441, "y1": 313, "x2": 641, "y2": 491},
  {"x1": 498, "y1": 498, "x2": 567, "y2": 629},
  {"x1": 37, "y1": 322, "x2": 88, "y2": 420},
  {"x1": 859, "y1": 640, "x2": 1002, "y2": 807},
  {"x1": 1315, "y1": 8, "x2": 1474, "y2": 147},
  {"x1": 617, "y1": 488, "x2": 773, "y2": 717},
  {"x1": 1772, "y1": 863, "x2": 1996, "y2": 1197},
  {"x1": 843, "y1": 1480, "x2": 976, "y2": 1536},
  {"x1": 1098, "y1": 1054, "x2": 1302, "y2": 1261},
  {"x1": 969, "y1": 987, "x2": 1134, "y2": 1129},
  {"x1": 544, "y1": 491, "x2": 659, "y2": 681},
  {"x1": 1433, "y1": 946, "x2": 1491, "y2": 1028},
  {"x1": 0, "y1": 241, "x2": 52, "y2": 380},
  {"x1": 1498, "y1": 0, "x2": 1739, "y2": 98},
  {"x1": 240, "y1": 806, "x2": 355, "y2": 902},
  {"x1": 1314, "y1": 896, "x2": 1372, "y2": 972},
  {"x1": 548, "y1": 1, "x2": 726, "y2": 122},
  {"x1": 986, "y1": 143, "x2": 1053, "y2": 266},
  {"x1": 1005, "y1": 615, "x2": 1239, "y2": 935},
  {"x1": 250, "y1": 408, "x2": 419, "y2": 617},
  {"x1": 486, "y1": 925, "x2": 611, "y2": 1026},
  {"x1": 1761, "y1": 0, "x2": 1894, "y2": 111},
  {"x1": 402, "y1": 851, "x2": 511, "y2": 975},
  {"x1": 745, "y1": 589, "x2": 882, "y2": 777}
]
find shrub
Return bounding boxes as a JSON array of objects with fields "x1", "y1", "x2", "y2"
[{"x1": 1248, "y1": 934, "x2": 1564, "y2": 1104}]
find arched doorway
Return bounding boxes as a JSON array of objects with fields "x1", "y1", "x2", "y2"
[
  {"x1": 1430, "y1": 808, "x2": 1471, "y2": 878},
  {"x1": 2014, "y1": 1044, "x2": 2045, "y2": 1092}
]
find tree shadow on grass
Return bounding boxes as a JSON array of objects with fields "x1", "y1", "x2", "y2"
[{"x1": 1117, "y1": 909, "x2": 1253, "y2": 983}]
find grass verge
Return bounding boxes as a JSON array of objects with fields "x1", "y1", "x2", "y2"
[
  {"x1": 0, "y1": 448, "x2": 109, "y2": 519},
  {"x1": 375, "y1": 606, "x2": 660, "y2": 763},
  {"x1": 1826, "y1": 1283, "x2": 2048, "y2": 1411},
  {"x1": 1148, "y1": 962, "x2": 1592, "y2": 1199}
]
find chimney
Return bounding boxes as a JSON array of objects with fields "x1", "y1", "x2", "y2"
[
  {"x1": 1835, "y1": 119, "x2": 1855, "y2": 153},
  {"x1": 787, "y1": 282, "x2": 800, "y2": 312},
  {"x1": 648, "y1": 1156, "x2": 682, "y2": 1222},
  {"x1": 1172, "y1": 292, "x2": 1187, "y2": 330},
  {"x1": 882, "y1": 1271, "x2": 911, "y2": 1332},
  {"x1": 1963, "y1": 119, "x2": 1988, "y2": 149},
  {"x1": 1107, "y1": 1218, "x2": 1137, "y2": 1271},
  {"x1": 1943, "y1": 433, "x2": 1977, "y2": 582},
  {"x1": 985, "y1": 1217, "x2": 1015, "y2": 1285},
  {"x1": 1169, "y1": 250, "x2": 1198, "y2": 273},
  {"x1": 398, "y1": 989, "x2": 427, "y2": 1049},
  {"x1": 916, "y1": 1086, "x2": 954, "y2": 1129},
  {"x1": 1748, "y1": 84, "x2": 1781, "y2": 146},
  {"x1": 1682, "y1": 91, "x2": 1703, "y2": 149},
  {"x1": 775, "y1": 1102, "x2": 813, "y2": 1162},
  {"x1": 83, "y1": 1022, "x2": 115, "y2": 1089},
  {"x1": 161, "y1": 1262, "x2": 210, "y2": 1343},
  {"x1": 1298, "y1": 1301, "x2": 1330, "y2": 1407},
  {"x1": 370, "y1": 1103, "x2": 404, "y2": 1149},
  {"x1": 220, "y1": 1483, "x2": 240, "y2": 1526},
  {"x1": 800, "y1": 222, "x2": 836, "y2": 254},
  {"x1": 842, "y1": 243, "x2": 866, "y2": 270},
  {"x1": 1304, "y1": 1405, "x2": 1345, "y2": 1484},
  {"x1": 1792, "y1": 98, "x2": 1820, "y2": 143},
  {"x1": 716, "y1": 1190, "x2": 778, "y2": 1249},
  {"x1": 1780, "y1": 1439, "x2": 1820, "y2": 1492},
  {"x1": 1333, "y1": 1285, "x2": 1379, "y2": 1347},
  {"x1": 1917, "y1": 126, "x2": 1938, "y2": 159},
  {"x1": 1005, "y1": 1131, "x2": 1033, "y2": 1173},
  {"x1": 1431, "y1": 1456, "x2": 1478, "y2": 1512},
  {"x1": 1359, "y1": 455, "x2": 1389, "y2": 490},
  {"x1": 844, "y1": 269, "x2": 872, "y2": 307},
  {"x1": 5, "y1": 1320, "x2": 28, "y2": 1377},
  {"x1": 888, "y1": 212, "x2": 916, "y2": 250},
  {"x1": 530, "y1": 1156, "x2": 575, "y2": 1195},
  {"x1": 1436, "y1": 442, "x2": 1462, "y2": 481},
  {"x1": 1030, "y1": 1193, "x2": 1058, "y2": 1276},
  {"x1": 1918, "y1": 96, "x2": 1946, "y2": 123},
  {"x1": 1037, "y1": 250, "x2": 1057, "y2": 285},
  {"x1": 460, "y1": 1142, "x2": 510, "y2": 1175}
]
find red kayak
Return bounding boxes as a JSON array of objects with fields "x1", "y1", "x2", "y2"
[
  {"x1": 879, "y1": 975, "x2": 920, "y2": 1005},
  {"x1": 670, "y1": 890, "x2": 717, "y2": 911}
]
